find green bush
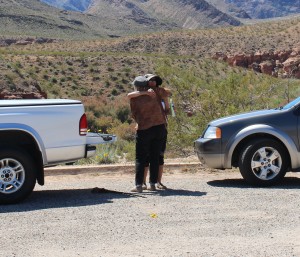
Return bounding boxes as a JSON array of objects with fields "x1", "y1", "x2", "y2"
[
  {"x1": 94, "y1": 144, "x2": 118, "y2": 164},
  {"x1": 75, "y1": 143, "x2": 118, "y2": 165}
]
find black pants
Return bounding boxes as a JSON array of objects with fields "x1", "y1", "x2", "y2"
[
  {"x1": 145, "y1": 129, "x2": 168, "y2": 167},
  {"x1": 135, "y1": 124, "x2": 166, "y2": 186}
]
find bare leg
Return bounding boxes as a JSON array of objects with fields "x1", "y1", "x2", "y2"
[
  {"x1": 157, "y1": 165, "x2": 163, "y2": 183},
  {"x1": 157, "y1": 165, "x2": 167, "y2": 189},
  {"x1": 143, "y1": 167, "x2": 149, "y2": 184}
]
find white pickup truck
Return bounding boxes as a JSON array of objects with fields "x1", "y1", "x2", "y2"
[{"x1": 0, "y1": 99, "x2": 116, "y2": 204}]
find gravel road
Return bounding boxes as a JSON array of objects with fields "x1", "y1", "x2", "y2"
[{"x1": 1, "y1": 166, "x2": 300, "y2": 257}]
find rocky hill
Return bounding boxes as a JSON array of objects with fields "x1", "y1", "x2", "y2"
[
  {"x1": 0, "y1": 0, "x2": 106, "y2": 39},
  {"x1": 40, "y1": 0, "x2": 242, "y2": 30},
  {"x1": 0, "y1": 0, "x2": 243, "y2": 40},
  {"x1": 207, "y1": 0, "x2": 300, "y2": 19},
  {"x1": 42, "y1": 0, "x2": 300, "y2": 22},
  {"x1": 85, "y1": 0, "x2": 241, "y2": 29},
  {"x1": 0, "y1": 0, "x2": 172, "y2": 39}
]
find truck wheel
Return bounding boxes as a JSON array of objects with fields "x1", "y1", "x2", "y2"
[
  {"x1": 238, "y1": 139, "x2": 289, "y2": 186},
  {"x1": 0, "y1": 148, "x2": 37, "y2": 204}
]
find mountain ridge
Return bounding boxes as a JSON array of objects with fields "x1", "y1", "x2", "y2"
[
  {"x1": 41, "y1": 0, "x2": 243, "y2": 30},
  {"x1": 41, "y1": 0, "x2": 92, "y2": 12},
  {"x1": 223, "y1": 0, "x2": 300, "y2": 19},
  {"x1": 0, "y1": 0, "x2": 242, "y2": 39},
  {"x1": 0, "y1": 0, "x2": 172, "y2": 39},
  {"x1": 2, "y1": 0, "x2": 300, "y2": 40},
  {"x1": 41, "y1": 0, "x2": 300, "y2": 20}
]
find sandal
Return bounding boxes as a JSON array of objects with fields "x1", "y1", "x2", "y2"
[
  {"x1": 130, "y1": 185, "x2": 143, "y2": 193},
  {"x1": 157, "y1": 183, "x2": 167, "y2": 190},
  {"x1": 147, "y1": 184, "x2": 157, "y2": 191}
]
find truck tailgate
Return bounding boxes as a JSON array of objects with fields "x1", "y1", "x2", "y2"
[{"x1": 86, "y1": 132, "x2": 117, "y2": 145}]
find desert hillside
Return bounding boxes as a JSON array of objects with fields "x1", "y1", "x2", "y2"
[{"x1": 17, "y1": 16, "x2": 299, "y2": 56}]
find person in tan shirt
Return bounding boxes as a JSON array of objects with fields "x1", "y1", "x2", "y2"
[{"x1": 129, "y1": 75, "x2": 167, "y2": 193}]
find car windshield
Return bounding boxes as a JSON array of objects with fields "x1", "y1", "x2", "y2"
[{"x1": 281, "y1": 97, "x2": 300, "y2": 110}]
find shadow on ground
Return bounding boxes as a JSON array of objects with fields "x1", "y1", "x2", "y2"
[
  {"x1": 154, "y1": 189, "x2": 206, "y2": 197},
  {"x1": 207, "y1": 176, "x2": 300, "y2": 189},
  {"x1": 0, "y1": 188, "x2": 206, "y2": 213},
  {"x1": 0, "y1": 188, "x2": 130, "y2": 213}
]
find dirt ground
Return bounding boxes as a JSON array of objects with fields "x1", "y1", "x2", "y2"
[{"x1": 1, "y1": 164, "x2": 300, "y2": 257}]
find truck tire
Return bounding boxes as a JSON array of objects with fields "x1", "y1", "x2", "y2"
[
  {"x1": 238, "y1": 138, "x2": 289, "y2": 186},
  {"x1": 0, "y1": 148, "x2": 37, "y2": 204}
]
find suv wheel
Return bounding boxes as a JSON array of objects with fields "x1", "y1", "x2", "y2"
[{"x1": 239, "y1": 138, "x2": 289, "y2": 186}]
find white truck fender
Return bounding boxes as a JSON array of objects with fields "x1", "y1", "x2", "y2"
[{"x1": 0, "y1": 123, "x2": 47, "y2": 164}]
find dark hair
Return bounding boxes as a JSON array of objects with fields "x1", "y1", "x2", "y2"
[
  {"x1": 135, "y1": 85, "x2": 149, "y2": 91},
  {"x1": 145, "y1": 74, "x2": 162, "y2": 86}
]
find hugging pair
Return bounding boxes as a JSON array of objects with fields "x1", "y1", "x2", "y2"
[{"x1": 128, "y1": 74, "x2": 172, "y2": 193}]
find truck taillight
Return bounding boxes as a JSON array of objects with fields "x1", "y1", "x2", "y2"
[{"x1": 79, "y1": 113, "x2": 88, "y2": 136}]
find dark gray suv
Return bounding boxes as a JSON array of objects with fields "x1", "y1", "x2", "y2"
[{"x1": 194, "y1": 96, "x2": 300, "y2": 186}]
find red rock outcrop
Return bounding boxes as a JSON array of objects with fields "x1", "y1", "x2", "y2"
[
  {"x1": 212, "y1": 48, "x2": 300, "y2": 79},
  {"x1": 0, "y1": 91, "x2": 47, "y2": 100}
]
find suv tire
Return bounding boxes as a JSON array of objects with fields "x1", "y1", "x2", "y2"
[{"x1": 239, "y1": 138, "x2": 289, "y2": 186}]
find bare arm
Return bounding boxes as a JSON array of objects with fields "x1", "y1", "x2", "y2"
[
  {"x1": 127, "y1": 90, "x2": 155, "y2": 99},
  {"x1": 158, "y1": 87, "x2": 172, "y2": 114}
]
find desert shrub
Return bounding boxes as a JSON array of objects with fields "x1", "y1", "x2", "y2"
[
  {"x1": 115, "y1": 105, "x2": 131, "y2": 123},
  {"x1": 51, "y1": 77, "x2": 58, "y2": 83},
  {"x1": 75, "y1": 143, "x2": 118, "y2": 164},
  {"x1": 93, "y1": 76, "x2": 100, "y2": 81},
  {"x1": 111, "y1": 122, "x2": 135, "y2": 141},
  {"x1": 114, "y1": 139, "x2": 135, "y2": 162},
  {"x1": 49, "y1": 84, "x2": 62, "y2": 96},
  {"x1": 4, "y1": 73, "x2": 17, "y2": 83},
  {"x1": 94, "y1": 143, "x2": 118, "y2": 164},
  {"x1": 111, "y1": 88, "x2": 119, "y2": 96},
  {"x1": 85, "y1": 111, "x2": 97, "y2": 129},
  {"x1": 94, "y1": 116, "x2": 114, "y2": 134},
  {"x1": 14, "y1": 62, "x2": 22, "y2": 69},
  {"x1": 66, "y1": 60, "x2": 73, "y2": 66}
]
